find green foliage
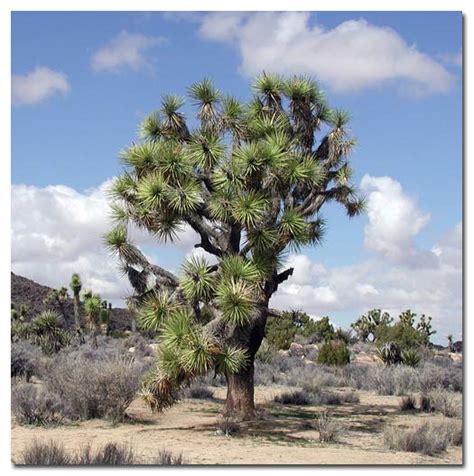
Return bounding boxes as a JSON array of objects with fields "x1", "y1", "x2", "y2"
[
  {"x1": 376, "y1": 342, "x2": 402, "y2": 366},
  {"x1": 26, "y1": 311, "x2": 72, "y2": 355},
  {"x1": 180, "y1": 256, "x2": 215, "y2": 303},
  {"x1": 401, "y1": 348, "x2": 421, "y2": 367},
  {"x1": 317, "y1": 340, "x2": 350, "y2": 366},
  {"x1": 351, "y1": 309, "x2": 392, "y2": 342},
  {"x1": 265, "y1": 311, "x2": 335, "y2": 350},
  {"x1": 215, "y1": 279, "x2": 256, "y2": 326},
  {"x1": 352, "y1": 309, "x2": 437, "y2": 349},
  {"x1": 255, "y1": 338, "x2": 277, "y2": 363},
  {"x1": 69, "y1": 273, "x2": 82, "y2": 296}
]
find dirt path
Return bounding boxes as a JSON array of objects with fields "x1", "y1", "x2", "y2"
[{"x1": 11, "y1": 386, "x2": 462, "y2": 465}]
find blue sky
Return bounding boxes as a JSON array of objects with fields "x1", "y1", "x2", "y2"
[{"x1": 11, "y1": 11, "x2": 463, "y2": 340}]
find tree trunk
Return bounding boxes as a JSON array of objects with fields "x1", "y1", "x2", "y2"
[
  {"x1": 222, "y1": 306, "x2": 267, "y2": 420},
  {"x1": 73, "y1": 295, "x2": 85, "y2": 343},
  {"x1": 224, "y1": 360, "x2": 256, "y2": 420}
]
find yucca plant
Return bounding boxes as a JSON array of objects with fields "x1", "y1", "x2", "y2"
[
  {"x1": 376, "y1": 342, "x2": 402, "y2": 366},
  {"x1": 29, "y1": 310, "x2": 71, "y2": 354},
  {"x1": 105, "y1": 74, "x2": 364, "y2": 419},
  {"x1": 401, "y1": 348, "x2": 421, "y2": 367}
]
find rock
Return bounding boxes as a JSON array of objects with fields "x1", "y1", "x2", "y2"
[
  {"x1": 448, "y1": 352, "x2": 462, "y2": 362},
  {"x1": 351, "y1": 351, "x2": 381, "y2": 366},
  {"x1": 128, "y1": 346, "x2": 135, "y2": 353},
  {"x1": 289, "y1": 342, "x2": 305, "y2": 357}
]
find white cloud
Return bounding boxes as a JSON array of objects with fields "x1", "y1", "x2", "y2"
[
  {"x1": 12, "y1": 175, "x2": 462, "y2": 338},
  {"x1": 440, "y1": 50, "x2": 462, "y2": 67},
  {"x1": 11, "y1": 180, "x2": 198, "y2": 304},
  {"x1": 360, "y1": 174, "x2": 435, "y2": 267},
  {"x1": 271, "y1": 176, "x2": 462, "y2": 339},
  {"x1": 12, "y1": 67, "x2": 70, "y2": 105},
  {"x1": 198, "y1": 12, "x2": 453, "y2": 94},
  {"x1": 91, "y1": 31, "x2": 167, "y2": 73}
]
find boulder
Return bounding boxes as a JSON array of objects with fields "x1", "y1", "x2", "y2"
[
  {"x1": 289, "y1": 342, "x2": 305, "y2": 357},
  {"x1": 351, "y1": 351, "x2": 382, "y2": 366}
]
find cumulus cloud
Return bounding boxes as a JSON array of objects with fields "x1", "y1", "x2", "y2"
[
  {"x1": 91, "y1": 31, "x2": 167, "y2": 73},
  {"x1": 11, "y1": 180, "x2": 198, "y2": 304},
  {"x1": 11, "y1": 174, "x2": 462, "y2": 338},
  {"x1": 271, "y1": 177, "x2": 462, "y2": 338},
  {"x1": 197, "y1": 12, "x2": 454, "y2": 94},
  {"x1": 12, "y1": 67, "x2": 70, "y2": 105},
  {"x1": 360, "y1": 174, "x2": 435, "y2": 267}
]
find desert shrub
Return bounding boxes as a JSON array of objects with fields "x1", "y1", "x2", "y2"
[
  {"x1": 302, "y1": 345, "x2": 319, "y2": 361},
  {"x1": 181, "y1": 384, "x2": 214, "y2": 400},
  {"x1": 369, "y1": 365, "x2": 419, "y2": 396},
  {"x1": 420, "y1": 388, "x2": 461, "y2": 418},
  {"x1": 401, "y1": 348, "x2": 421, "y2": 367},
  {"x1": 75, "y1": 443, "x2": 135, "y2": 465},
  {"x1": 274, "y1": 390, "x2": 312, "y2": 406},
  {"x1": 18, "y1": 440, "x2": 71, "y2": 465},
  {"x1": 334, "y1": 328, "x2": 352, "y2": 344},
  {"x1": 384, "y1": 420, "x2": 458, "y2": 455},
  {"x1": 11, "y1": 340, "x2": 43, "y2": 381},
  {"x1": 317, "y1": 340, "x2": 350, "y2": 366},
  {"x1": 122, "y1": 334, "x2": 154, "y2": 358},
  {"x1": 419, "y1": 362, "x2": 462, "y2": 393},
  {"x1": 400, "y1": 395, "x2": 417, "y2": 411},
  {"x1": 255, "y1": 338, "x2": 277, "y2": 363},
  {"x1": 448, "y1": 421, "x2": 463, "y2": 446},
  {"x1": 265, "y1": 311, "x2": 334, "y2": 350},
  {"x1": 314, "y1": 411, "x2": 341, "y2": 443},
  {"x1": 45, "y1": 352, "x2": 148, "y2": 422},
  {"x1": 320, "y1": 390, "x2": 359, "y2": 405},
  {"x1": 155, "y1": 450, "x2": 185, "y2": 465},
  {"x1": 12, "y1": 382, "x2": 64, "y2": 426}
]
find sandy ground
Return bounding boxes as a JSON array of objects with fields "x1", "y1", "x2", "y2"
[{"x1": 11, "y1": 385, "x2": 462, "y2": 465}]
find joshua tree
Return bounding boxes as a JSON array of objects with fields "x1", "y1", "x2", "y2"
[
  {"x1": 447, "y1": 334, "x2": 454, "y2": 352},
  {"x1": 351, "y1": 309, "x2": 393, "y2": 343},
  {"x1": 105, "y1": 74, "x2": 364, "y2": 419},
  {"x1": 44, "y1": 286, "x2": 69, "y2": 323},
  {"x1": 83, "y1": 290, "x2": 102, "y2": 348},
  {"x1": 100, "y1": 300, "x2": 111, "y2": 335},
  {"x1": 69, "y1": 273, "x2": 83, "y2": 340}
]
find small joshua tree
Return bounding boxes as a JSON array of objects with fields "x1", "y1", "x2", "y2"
[
  {"x1": 69, "y1": 273, "x2": 83, "y2": 339},
  {"x1": 44, "y1": 286, "x2": 69, "y2": 324},
  {"x1": 105, "y1": 74, "x2": 364, "y2": 419},
  {"x1": 83, "y1": 290, "x2": 102, "y2": 349},
  {"x1": 447, "y1": 334, "x2": 454, "y2": 353},
  {"x1": 351, "y1": 309, "x2": 393, "y2": 342},
  {"x1": 100, "y1": 300, "x2": 111, "y2": 335}
]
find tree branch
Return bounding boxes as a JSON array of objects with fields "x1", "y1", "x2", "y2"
[{"x1": 275, "y1": 267, "x2": 294, "y2": 285}]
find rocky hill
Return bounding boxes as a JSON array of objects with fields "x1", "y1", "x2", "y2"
[{"x1": 11, "y1": 272, "x2": 133, "y2": 332}]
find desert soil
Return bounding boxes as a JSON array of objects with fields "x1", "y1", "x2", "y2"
[{"x1": 11, "y1": 385, "x2": 462, "y2": 465}]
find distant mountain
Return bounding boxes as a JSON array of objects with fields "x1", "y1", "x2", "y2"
[{"x1": 11, "y1": 272, "x2": 133, "y2": 332}]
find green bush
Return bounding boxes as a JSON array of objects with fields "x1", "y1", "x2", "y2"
[
  {"x1": 317, "y1": 340, "x2": 350, "y2": 366},
  {"x1": 401, "y1": 348, "x2": 421, "y2": 367},
  {"x1": 265, "y1": 311, "x2": 335, "y2": 350}
]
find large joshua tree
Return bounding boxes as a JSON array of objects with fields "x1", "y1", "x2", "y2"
[{"x1": 105, "y1": 74, "x2": 364, "y2": 419}]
